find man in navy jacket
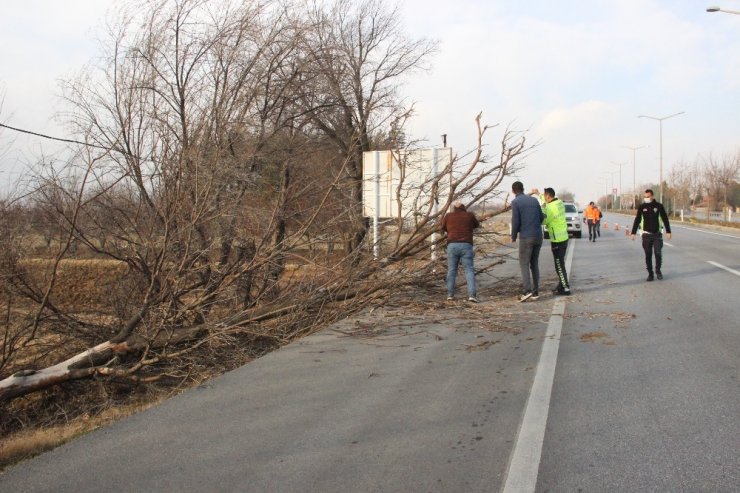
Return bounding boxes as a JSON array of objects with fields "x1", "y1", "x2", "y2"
[{"x1": 510, "y1": 181, "x2": 545, "y2": 301}]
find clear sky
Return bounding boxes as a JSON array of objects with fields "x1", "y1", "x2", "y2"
[{"x1": 1, "y1": 0, "x2": 739, "y2": 205}]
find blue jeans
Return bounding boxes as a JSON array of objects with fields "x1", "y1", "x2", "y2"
[{"x1": 447, "y1": 242, "x2": 476, "y2": 298}]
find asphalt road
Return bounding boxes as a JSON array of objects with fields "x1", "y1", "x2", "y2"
[
  {"x1": 537, "y1": 213, "x2": 739, "y2": 492},
  {"x1": 2, "y1": 219, "x2": 738, "y2": 492}
]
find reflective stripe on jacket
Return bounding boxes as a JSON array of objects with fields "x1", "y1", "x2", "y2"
[
  {"x1": 584, "y1": 205, "x2": 600, "y2": 221},
  {"x1": 543, "y1": 198, "x2": 568, "y2": 243},
  {"x1": 631, "y1": 201, "x2": 671, "y2": 235}
]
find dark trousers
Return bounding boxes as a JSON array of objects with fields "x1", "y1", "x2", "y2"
[
  {"x1": 518, "y1": 236, "x2": 543, "y2": 293},
  {"x1": 587, "y1": 219, "x2": 596, "y2": 240},
  {"x1": 641, "y1": 234, "x2": 663, "y2": 274},
  {"x1": 551, "y1": 240, "x2": 570, "y2": 290}
]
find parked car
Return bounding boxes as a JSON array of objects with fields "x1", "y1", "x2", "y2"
[{"x1": 544, "y1": 201, "x2": 583, "y2": 239}]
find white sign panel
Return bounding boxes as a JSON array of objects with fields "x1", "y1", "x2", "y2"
[{"x1": 362, "y1": 148, "x2": 453, "y2": 220}]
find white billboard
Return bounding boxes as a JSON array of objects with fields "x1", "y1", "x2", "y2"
[{"x1": 362, "y1": 147, "x2": 453, "y2": 220}]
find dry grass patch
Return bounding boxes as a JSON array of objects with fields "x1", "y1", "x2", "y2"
[
  {"x1": 0, "y1": 397, "x2": 163, "y2": 471},
  {"x1": 11, "y1": 258, "x2": 132, "y2": 310}
]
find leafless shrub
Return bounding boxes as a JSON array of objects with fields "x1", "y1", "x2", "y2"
[{"x1": 702, "y1": 152, "x2": 740, "y2": 211}]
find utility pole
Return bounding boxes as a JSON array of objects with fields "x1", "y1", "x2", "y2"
[{"x1": 622, "y1": 145, "x2": 646, "y2": 209}]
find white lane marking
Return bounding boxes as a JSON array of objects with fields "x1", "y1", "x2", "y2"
[
  {"x1": 707, "y1": 261, "x2": 740, "y2": 277},
  {"x1": 664, "y1": 242, "x2": 675, "y2": 248},
  {"x1": 672, "y1": 225, "x2": 740, "y2": 240},
  {"x1": 502, "y1": 240, "x2": 574, "y2": 493}
]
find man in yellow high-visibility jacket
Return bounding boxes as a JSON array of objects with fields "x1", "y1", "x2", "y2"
[{"x1": 541, "y1": 187, "x2": 571, "y2": 295}]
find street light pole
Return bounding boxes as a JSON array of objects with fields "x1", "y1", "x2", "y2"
[
  {"x1": 599, "y1": 178, "x2": 609, "y2": 210},
  {"x1": 608, "y1": 171, "x2": 618, "y2": 208},
  {"x1": 622, "y1": 145, "x2": 646, "y2": 209},
  {"x1": 611, "y1": 161, "x2": 627, "y2": 209},
  {"x1": 638, "y1": 112, "x2": 685, "y2": 203}
]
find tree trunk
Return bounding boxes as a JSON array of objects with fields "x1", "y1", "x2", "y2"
[{"x1": 0, "y1": 341, "x2": 124, "y2": 401}]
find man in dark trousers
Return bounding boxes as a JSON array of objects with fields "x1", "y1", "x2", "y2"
[
  {"x1": 441, "y1": 200, "x2": 480, "y2": 302},
  {"x1": 510, "y1": 181, "x2": 545, "y2": 301},
  {"x1": 630, "y1": 189, "x2": 672, "y2": 281}
]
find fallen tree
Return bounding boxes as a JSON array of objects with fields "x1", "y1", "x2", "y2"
[
  {"x1": 1, "y1": 111, "x2": 530, "y2": 406},
  {"x1": 0, "y1": 0, "x2": 535, "y2": 425}
]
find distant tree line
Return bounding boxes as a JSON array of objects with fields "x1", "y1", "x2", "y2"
[
  {"x1": 667, "y1": 152, "x2": 740, "y2": 213},
  {"x1": 596, "y1": 151, "x2": 739, "y2": 213}
]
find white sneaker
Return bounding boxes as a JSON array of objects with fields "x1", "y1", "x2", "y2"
[
  {"x1": 467, "y1": 296, "x2": 479, "y2": 303},
  {"x1": 518, "y1": 291, "x2": 533, "y2": 302},
  {"x1": 446, "y1": 296, "x2": 454, "y2": 301}
]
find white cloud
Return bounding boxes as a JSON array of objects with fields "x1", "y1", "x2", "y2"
[
  {"x1": 538, "y1": 101, "x2": 618, "y2": 136},
  {"x1": 401, "y1": 0, "x2": 740, "y2": 203}
]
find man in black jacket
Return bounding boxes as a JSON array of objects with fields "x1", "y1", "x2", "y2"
[{"x1": 630, "y1": 189, "x2": 672, "y2": 281}]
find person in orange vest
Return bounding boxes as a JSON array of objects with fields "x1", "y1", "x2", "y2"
[
  {"x1": 595, "y1": 206, "x2": 603, "y2": 237},
  {"x1": 584, "y1": 201, "x2": 600, "y2": 242}
]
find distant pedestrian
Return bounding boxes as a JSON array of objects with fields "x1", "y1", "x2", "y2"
[
  {"x1": 630, "y1": 189, "x2": 672, "y2": 281},
  {"x1": 584, "y1": 201, "x2": 600, "y2": 242},
  {"x1": 595, "y1": 206, "x2": 603, "y2": 237},
  {"x1": 441, "y1": 200, "x2": 481, "y2": 302},
  {"x1": 541, "y1": 188, "x2": 571, "y2": 295},
  {"x1": 510, "y1": 181, "x2": 545, "y2": 301}
]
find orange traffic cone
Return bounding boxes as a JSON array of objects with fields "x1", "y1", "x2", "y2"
[
  {"x1": 603, "y1": 221, "x2": 608, "y2": 229},
  {"x1": 615, "y1": 223, "x2": 620, "y2": 231},
  {"x1": 625, "y1": 228, "x2": 629, "y2": 236}
]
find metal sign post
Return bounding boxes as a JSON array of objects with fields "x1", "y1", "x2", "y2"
[
  {"x1": 431, "y1": 148, "x2": 439, "y2": 262},
  {"x1": 373, "y1": 151, "x2": 380, "y2": 260}
]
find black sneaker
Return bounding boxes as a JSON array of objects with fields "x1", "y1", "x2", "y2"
[
  {"x1": 555, "y1": 288, "x2": 571, "y2": 296},
  {"x1": 518, "y1": 291, "x2": 533, "y2": 302},
  {"x1": 656, "y1": 271, "x2": 663, "y2": 280},
  {"x1": 647, "y1": 273, "x2": 654, "y2": 282}
]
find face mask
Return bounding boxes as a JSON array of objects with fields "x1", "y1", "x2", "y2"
[{"x1": 643, "y1": 197, "x2": 653, "y2": 203}]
